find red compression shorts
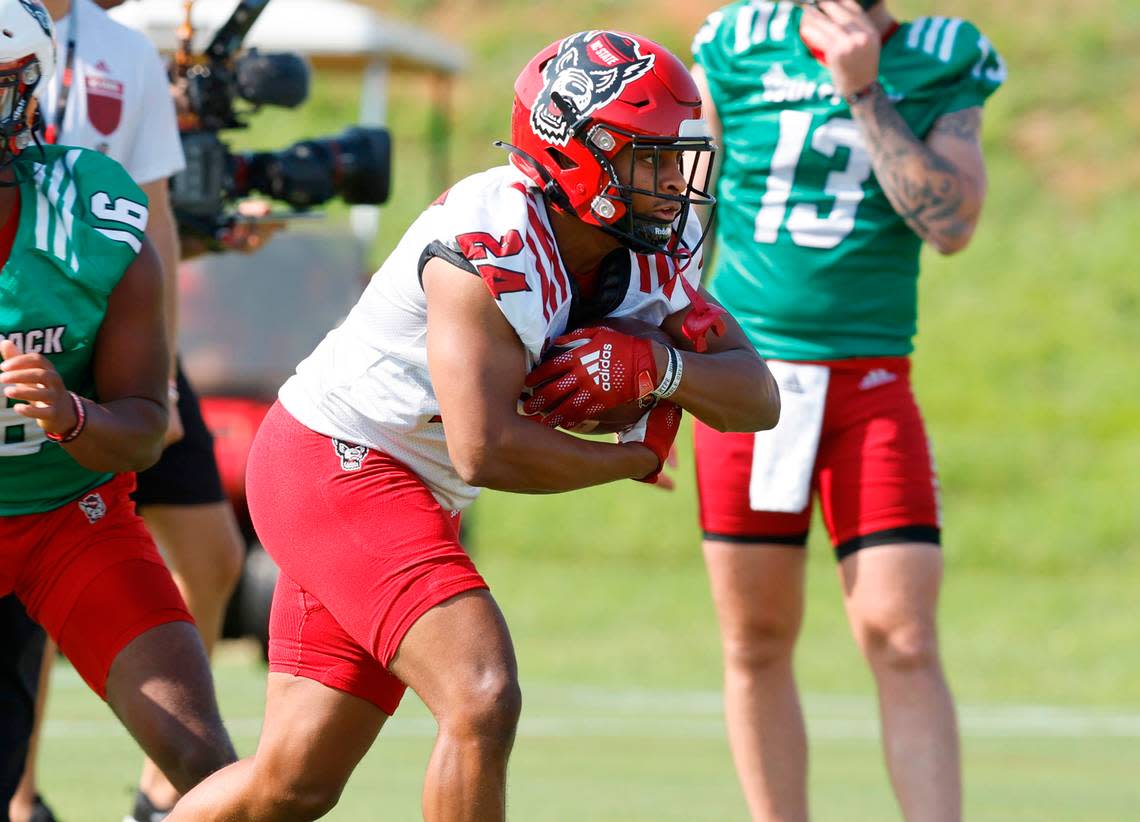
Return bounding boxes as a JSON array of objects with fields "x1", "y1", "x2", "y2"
[
  {"x1": 694, "y1": 357, "x2": 940, "y2": 559},
  {"x1": 0, "y1": 473, "x2": 193, "y2": 697},
  {"x1": 247, "y1": 402, "x2": 488, "y2": 715}
]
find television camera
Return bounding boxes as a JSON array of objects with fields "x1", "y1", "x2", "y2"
[{"x1": 169, "y1": 0, "x2": 391, "y2": 242}]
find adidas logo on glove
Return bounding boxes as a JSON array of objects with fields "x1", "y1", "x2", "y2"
[{"x1": 580, "y1": 343, "x2": 614, "y2": 391}]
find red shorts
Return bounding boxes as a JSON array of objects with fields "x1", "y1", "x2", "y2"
[
  {"x1": 695, "y1": 357, "x2": 940, "y2": 559},
  {"x1": 247, "y1": 402, "x2": 488, "y2": 715},
  {"x1": 0, "y1": 473, "x2": 193, "y2": 698}
]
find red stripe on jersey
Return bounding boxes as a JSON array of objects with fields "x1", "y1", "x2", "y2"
[
  {"x1": 637, "y1": 254, "x2": 652, "y2": 293},
  {"x1": 523, "y1": 205, "x2": 563, "y2": 319},
  {"x1": 659, "y1": 255, "x2": 683, "y2": 300},
  {"x1": 523, "y1": 231, "x2": 555, "y2": 321},
  {"x1": 654, "y1": 254, "x2": 668, "y2": 289},
  {"x1": 525, "y1": 198, "x2": 569, "y2": 302}
]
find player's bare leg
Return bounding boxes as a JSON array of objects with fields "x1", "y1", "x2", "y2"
[
  {"x1": 7, "y1": 640, "x2": 52, "y2": 822},
  {"x1": 106, "y1": 621, "x2": 236, "y2": 793},
  {"x1": 168, "y1": 674, "x2": 387, "y2": 821},
  {"x1": 169, "y1": 589, "x2": 519, "y2": 821},
  {"x1": 703, "y1": 540, "x2": 809, "y2": 822},
  {"x1": 840, "y1": 543, "x2": 960, "y2": 822},
  {"x1": 388, "y1": 589, "x2": 521, "y2": 822},
  {"x1": 135, "y1": 501, "x2": 244, "y2": 809}
]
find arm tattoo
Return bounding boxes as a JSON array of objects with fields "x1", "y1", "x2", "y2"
[
  {"x1": 852, "y1": 93, "x2": 982, "y2": 249},
  {"x1": 929, "y1": 108, "x2": 982, "y2": 141}
]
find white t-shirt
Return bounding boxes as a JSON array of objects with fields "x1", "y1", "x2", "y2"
[
  {"x1": 278, "y1": 164, "x2": 706, "y2": 512},
  {"x1": 37, "y1": 0, "x2": 184, "y2": 184}
]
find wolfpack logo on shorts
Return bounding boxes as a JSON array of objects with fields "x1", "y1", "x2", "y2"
[
  {"x1": 78, "y1": 492, "x2": 106, "y2": 524},
  {"x1": 530, "y1": 30, "x2": 654, "y2": 146},
  {"x1": 333, "y1": 439, "x2": 368, "y2": 472},
  {"x1": 18, "y1": 0, "x2": 52, "y2": 39},
  {"x1": 85, "y1": 75, "x2": 124, "y2": 136}
]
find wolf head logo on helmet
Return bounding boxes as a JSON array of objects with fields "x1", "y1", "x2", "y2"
[
  {"x1": 530, "y1": 31, "x2": 654, "y2": 147},
  {"x1": 504, "y1": 30, "x2": 717, "y2": 258}
]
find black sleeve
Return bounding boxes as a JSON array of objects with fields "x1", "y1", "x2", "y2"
[{"x1": 417, "y1": 239, "x2": 480, "y2": 290}]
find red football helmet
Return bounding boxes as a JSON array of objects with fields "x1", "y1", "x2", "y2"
[{"x1": 503, "y1": 31, "x2": 716, "y2": 257}]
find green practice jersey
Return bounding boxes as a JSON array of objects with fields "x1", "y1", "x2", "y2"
[
  {"x1": 693, "y1": 2, "x2": 1005, "y2": 360},
  {"x1": 0, "y1": 145, "x2": 149, "y2": 515}
]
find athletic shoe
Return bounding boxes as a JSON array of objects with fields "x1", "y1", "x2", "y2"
[
  {"x1": 28, "y1": 795, "x2": 58, "y2": 822},
  {"x1": 122, "y1": 790, "x2": 171, "y2": 822}
]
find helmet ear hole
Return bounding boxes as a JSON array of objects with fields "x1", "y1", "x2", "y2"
[{"x1": 546, "y1": 147, "x2": 578, "y2": 171}]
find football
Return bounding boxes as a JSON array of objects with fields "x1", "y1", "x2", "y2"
[{"x1": 560, "y1": 316, "x2": 673, "y2": 436}]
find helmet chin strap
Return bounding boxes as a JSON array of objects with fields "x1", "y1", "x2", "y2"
[{"x1": 631, "y1": 215, "x2": 674, "y2": 247}]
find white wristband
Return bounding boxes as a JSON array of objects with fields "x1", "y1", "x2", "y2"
[{"x1": 652, "y1": 347, "x2": 683, "y2": 400}]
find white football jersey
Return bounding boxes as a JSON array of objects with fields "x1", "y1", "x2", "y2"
[{"x1": 279, "y1": 164, "x2": 705, "y2": 511}]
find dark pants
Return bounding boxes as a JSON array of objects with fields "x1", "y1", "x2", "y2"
[{"x1": 0, "y1": 594, "x2": 46, "y2": 813}]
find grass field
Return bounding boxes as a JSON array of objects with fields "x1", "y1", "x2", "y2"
[
  {"x1": 35, "y1": 555, "x2": 1140, "y2": 820},
  {"x1": 30, "y1": 0, "x2": 1139, "y2": 818}
]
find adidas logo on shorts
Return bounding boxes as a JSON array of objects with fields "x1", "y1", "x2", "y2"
[{"x1": 858, "y1": 368, "x2": 898, "y2": 391}]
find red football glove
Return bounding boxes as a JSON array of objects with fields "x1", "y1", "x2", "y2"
[
  {"x1": 619, "y1": 401, "x2": 682, "y2": 485},
  {"x1": 522, "y1": 325, "x2": 659, "y2": 430}
]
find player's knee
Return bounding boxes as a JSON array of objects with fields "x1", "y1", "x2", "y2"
[
  {"x1": 446, "y1": 668, "x2": 522, "y2": 748},
  {"x1": 160, "y1": 730, "x2": 237, "y2": 793},
  {"x1": 268, "y1": 782, "x2": 344, "y2": 821},
  {"x1": 722, "y1": 614, "x2": 799, "y2": 671},
  {"x1": 860, "y1": 619, "x2": 940, "y2": 674},
  {"x1": 250, "y1": 770, "x2": 345, "y2": 821}
]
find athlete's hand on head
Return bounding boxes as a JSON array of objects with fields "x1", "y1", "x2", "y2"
[
  {"x1": 0, "y1": 340, "x2": 78, "y2": 437},
  {"x1": 522, "y1": 325, "x2": 664, "y2": 430},
  {"x1": 619, "y1": 401, "x2": 683, "y2": 485},
  {"x1": 799, "y1": 0, "x2": 881, "y2": 96}
]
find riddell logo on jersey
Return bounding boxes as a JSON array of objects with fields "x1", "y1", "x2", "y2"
[{"x1": 581, "y1": 344, "x2": 613, "y2": 391}]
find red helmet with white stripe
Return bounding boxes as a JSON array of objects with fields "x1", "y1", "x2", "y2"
[{"x1": 502, "y1": 31, "x2": 716, "y2": 257}]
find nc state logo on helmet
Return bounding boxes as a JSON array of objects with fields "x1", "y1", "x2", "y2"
[
  {"x1": 528, "y1": 31, "x2": 655, "y2": 148},
  {"x1": 0, "y1": 0, "x2": 56, "y2": 166},
  {"x1": 501, "y1": 31, "x2": 717, "y2": 258}
]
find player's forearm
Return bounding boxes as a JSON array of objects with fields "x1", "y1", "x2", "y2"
[
  {"x1": 851, "y1": 90, "x2": 983, "y2": 254},
  {"x1": 60, "y1": 395, "x2": 168, "y2": 473},
  {"x1": 449, "y1": 417, "x2": 656, "y2": 492},
  {"x1": 671, "y1": 348, "x2": 780, "y2": 433}
]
